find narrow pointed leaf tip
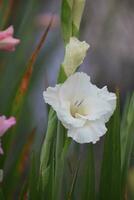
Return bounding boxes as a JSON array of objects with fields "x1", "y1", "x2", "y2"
[{"x1": 62, "y1": 37, "x2": 90, "y2": 76}]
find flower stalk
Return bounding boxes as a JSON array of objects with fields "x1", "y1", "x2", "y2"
[
  {"x1": 40, "y1": 0, "x2": 94, "y2": 197},
  {"x1": 61, "y1": 0, "x2": 86, "y2": 43},
  {"x1": 40, "y1": 109, "x2": 57, "y2": 188},
  {"x1": 72, "y1": 0, "x2": 86, "y2": 36},
  {"x1": 54, "y1": 135, "x2": 71, "y2": 200}
]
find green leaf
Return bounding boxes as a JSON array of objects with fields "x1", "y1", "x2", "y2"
[
  {"x1": 53, "y1": 137, "x2": 71, "y2": 200},
  {"x1": 29, "y1": 152, "x2": 41, "y2": 200},
  {"x1": 99, "y1": 95, "x2": 121, "y2": 200},
  {"x1": 0, "y1": 188, "x2": 5, "y2": 200},
  {"x1": 0, "y1": 0, "x2": 9, "y2": 28},
  {"x1": 53, "y1": 121, "x2": 67, "y2": 200},
  {"x1": 2, "y1": 18, "x2": 53, "y2": 179},
  {"x1": 11, "y1": 17, "x2": 53, "y2": 118},
  {"x1": 81, "y1": 145, "x2": 95, "y2": 200},
  {"x1": 3, "y1": 128, "x2": 35, "y2": 198},
  {"x1": 61, "y1": 0, "x2": 86, "y2": 43},
  {"x1": 67, "y1": 158, "x2": 80, "y2": 200},
  {"x1": 121, "y1": 95, "x2": 131, "y2": 169},
  {"x1": 121, "y1": 93, "x2": 134, "y2": 199},
  {"x1": 55, "y1": 121, "x2": 66, "y2": 162},
  {"x1": 57, "y1": 65, "x2": 67, "y2": 83},
  {"x1": 40, "y1": 109, "x2": 57, "y2": 192},
  {"x1": 72, "y1": 0, "x2": 86, "y2": 37},
  {"x1": 19, "y1": 180, "x2": 28, "y2": 200},
  {"x1": 61, "y1": 0, "x2": 73, "y2": 44}
]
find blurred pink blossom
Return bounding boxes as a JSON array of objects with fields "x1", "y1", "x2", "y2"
[
  {"x1": 0, "y1": 26, "x2": 20, "y2": 51},
  {"x1": 0, "y1": 116, "x2": 16, "y2": 154}
]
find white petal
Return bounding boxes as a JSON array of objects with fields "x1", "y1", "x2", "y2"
[
  {"x1": 43, "y1": 72, "x2": 116, "y2": 144},
  {"x1": 85, "y1": 85, "x2": 116, "y2": 122},
  {"x1": 43, "y1": 83, "x2": 86, "y2": 129},
  {"x1": 43, "y1": 84, "x2": 61, "y2": 111},
  {"x1": 56, "y1": 100, "x2": 86, "y2": 129},
  {"x1": 59, "y1": 72, "x2": 91, "y2": 102},
  {"x1": 59, "y1": 72, "x2": 116, "y2": 122},
  {"x1": 62, "y1": 37, "x2": 90, "y2": 76},
  {"x1": 67, "y1": 120, "x2": 107, "y2": 144},
  {"x1": 97, "y1": 86, "x2": 116, "y2": 121}
]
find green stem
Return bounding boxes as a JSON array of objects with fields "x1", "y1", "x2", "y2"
[
  {"x1": 54, "y1": 137, "x2": 71, "y2": 200},
  {"x1": 40, "y1": 108, "x2": 57, "y2": 189},
  {"x1": 55, "y1": 121, "x2": 65, "y2": 163}
]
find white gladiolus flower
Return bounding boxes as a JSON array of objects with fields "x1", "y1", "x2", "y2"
[
  {"x1": 62, "y1": 37, "x2": 89, "y2": 77},
  {"x1": 43, "y1": 72, "x2": 116, "y2": 144}
]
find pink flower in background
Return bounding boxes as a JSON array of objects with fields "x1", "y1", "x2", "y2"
[
  {"x1": 0, "y1": 116, "x2": 16, "y2": 154},
  {"x1": 0, "y1": 26, "x2": 20, "y2": 51}
]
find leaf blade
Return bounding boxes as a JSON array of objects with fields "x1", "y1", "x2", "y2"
[{"x1": 99, "y1": 94, "x2": 121, "y2": 200}]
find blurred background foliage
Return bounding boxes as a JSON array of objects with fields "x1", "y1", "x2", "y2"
[{"x1": 0, "y1": 0, "x2": 134, "y2": 199}]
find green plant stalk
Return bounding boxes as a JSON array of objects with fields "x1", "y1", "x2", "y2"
[
  {"x1": 121, "y1": 93, "x2": 134, "y2": 199},
  {"x1": 121, "y1": 125, "x2": 134, "y2": 199},
  {"x1": 81, "y1": 144, "x2": 95, "y2": 200},
  {"x1": 39, "y1": 66, "x2": 67, "y2": 193},
  {"x1": 120, "y1": 95, "x2": 131, "y2": 169},
  {"x1": 40, "y1": 0, "x2": 93, "y2": 198},
  {"x1": 99, "y1": 94, "x2": 121, "y2": 200},
  {"x1": 72, "y1": 0, "x2": 86, "y2": 37},
  {"x1": 61, "y1": 0, "x2": 73, "y2": 44},
  {"x1": 40, "y1": 108, "x2": 57, "y2": 171},
  {"x1": 61, "y1": 0, "x2": 86, "y2": 43},
  {"x1": 0, "y1": 0, "x2": 8, "y2": 28},
  {"x1": 55, "y1": 121, "x2": 66, "y2": 174},
  {"x1": 53, "y1": 137, "x2": 71, "y2": 200},
  {"x1": 53, "y1": 121, "x2": 68, "y2": 199},
  {"x1": 40, "y1": 108, "x2": 57, "y2": 190},
  {"x1": 67, "y1": 157, "x2": 80, "y2": 200}
]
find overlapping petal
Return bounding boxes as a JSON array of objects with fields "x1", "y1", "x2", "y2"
[
  {"x1": 43, "y1": 72, "x2": 116, "y2": 143},
  {"x1": 43, "y1": 85, "x2": 86, "y2": 129},
  {"x1": 68, "y1": 120, "x2": 107, "y2": 144}
]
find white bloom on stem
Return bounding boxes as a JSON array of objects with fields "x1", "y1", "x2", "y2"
[
  {"x1": 43, "y1": 72, "x2": 116, "y2": 144},
  {"x1": 62, "y1": 37, "x2": 89, "y2": 77}
]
